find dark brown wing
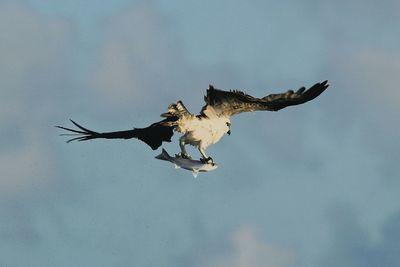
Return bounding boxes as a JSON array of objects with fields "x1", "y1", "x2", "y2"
[
  {"x1": 56, "y1": 118, "x2": 177, "y2": 150},
  {"x1": 201, "y1": 80, "x2": 329, "y2": 117}
]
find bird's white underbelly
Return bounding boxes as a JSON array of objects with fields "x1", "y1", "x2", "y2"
[{"x1": 178, "y1": 117, "x2": 229, "y2": 148}]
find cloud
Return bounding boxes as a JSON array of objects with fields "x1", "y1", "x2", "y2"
[
  {"x1": 89, "y1": 2, "x2": 186, "y2": 110},
  {"x1": 0, "y1": 0, "x2": 71, "y2": 125},
  {"x1": 0, "y1": 135, "x2": 54, "y2": 195},
  {"x1": 325, "y1": 47, "x2": 400, "y2": 184},
  {"x1": 0, "y1": 0, "x2": 70, "y2": 87},
  {"x1": 0, "y1": 0, "x2": 71, "y2": 194},
  {"x1": 198, "y1": 226, "x2": 294, "y2": 267},
  {"x1": 321, "y1": 206, "x2": 400, "y2": 267},
  {"x1": 0, "y1": 1, "x2": 73, "y2": 254},
  {"x1": 88, "y1": 2, "x2": 247, "y2": 117},
  {"x1": 330, "y1": 48, "x2": 400, "y2": 109},
  {"x1": 0, "y1": 200, "x2": 42, "y2": 246}
]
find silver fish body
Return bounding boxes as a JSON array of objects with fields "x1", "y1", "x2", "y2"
[{"x1": 155, "y1": 149, "x2": 217, "y2": 177}]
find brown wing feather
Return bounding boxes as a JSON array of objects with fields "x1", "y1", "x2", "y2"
[
  {"x1": 56, "y1": 118, "x2": 177, "y2": 150},
  {"x1": 201, "y1": 80, "x2": 329, "y2": 117}
]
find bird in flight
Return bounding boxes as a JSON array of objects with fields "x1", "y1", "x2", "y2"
[{"x1": 57, "y1": 80, "x2": 329, "y2": 164}]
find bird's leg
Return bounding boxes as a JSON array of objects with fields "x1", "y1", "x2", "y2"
[
  {"x1": 177, "y1": 136, "x2": 191, "y2": 159},
  {"x1": 199, "y1": 147, "x2": 213, "y2": 164}
]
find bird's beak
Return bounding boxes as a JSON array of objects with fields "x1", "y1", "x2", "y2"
[{"x1": 227, "y1": 130, "x2": 231, "y2": 135}]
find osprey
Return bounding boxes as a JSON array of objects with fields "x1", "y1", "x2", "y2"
[{"x1": 57, "y1": 80, "x2": 329, "y2": 163}]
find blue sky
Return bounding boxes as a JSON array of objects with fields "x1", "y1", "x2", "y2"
[{"x1": 1, "y1": 0, "x2": 400, "y2": 266}]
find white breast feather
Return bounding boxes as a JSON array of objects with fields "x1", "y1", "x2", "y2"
[{"x1": 178, "y1": 116, "x2": 230, "y2": 149}]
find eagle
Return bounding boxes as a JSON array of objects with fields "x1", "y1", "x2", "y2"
[{"x1": 57, "y1": 80, "x2": 329, "y2": 163}]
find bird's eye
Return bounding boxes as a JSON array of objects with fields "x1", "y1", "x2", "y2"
[{"x1": 226, "y1": 122, "x2": 231, "y2": 127}]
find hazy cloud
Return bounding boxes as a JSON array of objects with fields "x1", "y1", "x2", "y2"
[
  {"x1": 0, "y1": 1, "x2": 71, "y2": 194},
  {"x1": 0, "y1": 135, "x2": 54, "y2": 195},
  {"x1": 1, "y1": 1, "x2": 399, "y2": 267},
  {"x1": 321, "y1": 206, "x2": 400, "y2": 267},
  {"x1": 326, "y1": 46, "x2": 400, "y2": 184},
  {"x1": 89, "y1": 2, "x2": 185, "y2": 110},
  {"x1": 88, "y1": 2, "x2": 247, "y2": 116},
  {"x1": 0, "y1": 2, "x2": 74, "y2": 257},
  {"x1": 335, "y1": 48, "x2": 400, "y2": 109},
  {"x1": 195, "y1": 226, "x2": 294, "y2": 267}
]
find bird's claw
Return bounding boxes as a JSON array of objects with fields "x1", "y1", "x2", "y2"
[
  {"x1": 201, "y1": 157, "x2": 214, "y2": 164},
  {"x1": 176, "y1": 152, "x2": 192, "y2": 159}
]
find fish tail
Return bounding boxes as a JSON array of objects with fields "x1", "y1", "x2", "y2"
[{"x1": 155, "y1": 148, "x2": 171, "y2": 161}]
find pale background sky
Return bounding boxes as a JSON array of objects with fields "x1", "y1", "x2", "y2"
[{"x1": 1, "y1": 0, "x2": 400, "y2": 266}]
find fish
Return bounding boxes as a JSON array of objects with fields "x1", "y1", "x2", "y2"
[{"x1": 155, "y1": 148, "x2": 218, "y2": 177}]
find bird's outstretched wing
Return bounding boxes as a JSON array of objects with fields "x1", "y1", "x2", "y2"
[
  {"x1": 200, "y1": 80, "x2": 329, "y2": 118},
  {"x1": 56, "y1": 118, "x2": 176, "y2": 150}
]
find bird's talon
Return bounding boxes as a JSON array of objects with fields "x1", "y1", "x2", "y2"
[
  {"x1": 176, "y1": 153, "x2": 191, "y2": 159},
  {"x1": 201, "y1": 157, "x2": 213, "y2": 164}
]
